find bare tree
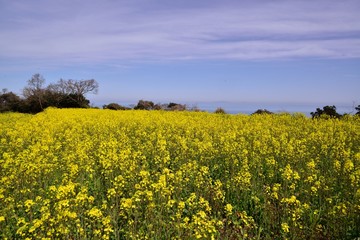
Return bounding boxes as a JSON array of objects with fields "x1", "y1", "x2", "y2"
[
  {"x1": 48, "y1": 79, "x2": 98, "y2": 107},
  {"x1": 23, "y1": 73, "x2": 46, "y2": 110},
  {"x1": 49, "y1": 79, "x2": 98, "y2": 95},
  {"x1": 75, "y1": 79, "x2": 98, "y2": 95},
  {"x1": 48, "y1": 79, "x2": 66, "y2": 94}
]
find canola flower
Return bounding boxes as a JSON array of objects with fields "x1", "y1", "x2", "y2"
[{"x1": 0, "y1": 108, "x2": 359, "y2": 239}]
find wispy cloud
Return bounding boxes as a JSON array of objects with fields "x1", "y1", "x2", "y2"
[{"x1": 1, "y1": 0, "x2": 360, "y2": 68}]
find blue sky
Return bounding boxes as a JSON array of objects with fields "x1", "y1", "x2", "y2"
[{"x1": 1, "y1": 0, "x2": 359, "y2": 112}]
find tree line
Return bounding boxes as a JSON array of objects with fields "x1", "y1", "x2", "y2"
[
  {"x1": 1, "y1": 74, "x2": 98, "y2": 113},
  {"x1": 252, "y1": 105, "x2": 360, "y2": 118},
  {"x1": 103, "y1": 100, "x2": 187, "y2": 111},
  {"x1": 310, "y1": 105, "x2": 360, "y2": 119},
  {"x1": 1, "y1": 73, "x2": 360, "y2": 117}
]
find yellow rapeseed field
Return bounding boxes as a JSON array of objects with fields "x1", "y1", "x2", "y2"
[{"x1": 0, "y1": 108, "x2": 359, "y2": 239}]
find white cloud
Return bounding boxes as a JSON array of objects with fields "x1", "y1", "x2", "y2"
[{"x1": 1, "y1": 0, "x2": 360, "y2": 67}]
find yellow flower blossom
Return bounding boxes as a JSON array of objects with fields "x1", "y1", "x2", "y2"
[
  {"x1": 0, "y1": 108, "x2": 359, "y2": 239},
  {"x1": 282, "y1": 222, "x2": 290, "y2": 233},
  {"x1": 225, "y1": 204, "x2": 233, "y2": 216},
  {"x1": 88, "y1": 207, "x2": 103, "y2": 218}
]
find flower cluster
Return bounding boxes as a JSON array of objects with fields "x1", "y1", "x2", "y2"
[{"x1": 0, "y1": 108, "x2": 359, "y2": 239}]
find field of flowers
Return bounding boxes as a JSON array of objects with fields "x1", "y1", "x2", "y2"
[{"x1": 0, "y1": 108, "x2": 359, "y2": 239}]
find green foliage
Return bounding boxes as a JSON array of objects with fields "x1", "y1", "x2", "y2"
[
  {"x1": 1, "y1": 74, "x2": 98, "y2": 113},
  {"x1": 134, "y1": 100, "x2": 155, "y2": 110},
  {"x1": 214, "y1": 107, "x2": 226, "y2": 114},
  {"x1": 356, "y1": 105, "x2": 360, "y2": 115},
  {"x1": 252, "y1": 109, "x2": 274, "y2": 115},
  {"x1": 0, "y1": 92, "x2": 22, "y2": 113},
  {"x1": 167, "y1": 102, "x2": 186, "y2": 111},
  {"x1": 310, "y1": 105, "x2": 342, "y2": 119},
  {"x1": 103, "y1": 103, "x2": 130, "y2": 110},
  {"x1": 133, "y1": 100, "x2": 186, "y2": 111}
]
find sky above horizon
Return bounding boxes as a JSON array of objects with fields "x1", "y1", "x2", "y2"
[{"x1": 1, "y1": 0, "x2": 359, "y2": 112}]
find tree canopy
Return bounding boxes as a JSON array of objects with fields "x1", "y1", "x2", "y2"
[
  {"x1": 1, "y1": 74, "x2": 98, "y2": 113},
  {"x1": 356, "y1": 105, "x2": 360, "y2": 115},
  {"x1": 310, "y1": 105, "x2": 342, "y2": 119}
]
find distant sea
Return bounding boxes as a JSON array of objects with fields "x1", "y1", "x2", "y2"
[
  {"x1": 96, "y1": 100, "x2": 356, "y2": 117},
  {"x1": 193, "y1": 102, "x2": 356, "y2": 116}
]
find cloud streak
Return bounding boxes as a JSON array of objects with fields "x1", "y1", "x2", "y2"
[{"x1": 1, "y1": 0, "x2": 360, "y2": 68}]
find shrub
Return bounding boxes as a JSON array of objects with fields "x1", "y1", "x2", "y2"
[
  {"x1": 310, "y1": 105, "x2": 341, "y2": 119},
  {"x1": 252, "y1": 109, "x2": 273, "y2": 115},
  {"x1": 214, "y1": 107, "x2": 226, "y2": 114},
  {"x1": 103, "y1": 103, "x2": 130, "y2": 110}
]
